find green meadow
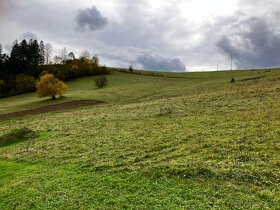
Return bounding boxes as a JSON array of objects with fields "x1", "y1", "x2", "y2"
[{"x1": 0, "y1": 69, "x2": 279, "y2": 209}]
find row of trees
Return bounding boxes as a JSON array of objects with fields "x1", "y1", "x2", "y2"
[
  {"x1": 52, "y1": 48, "x2": 91, "y2": 65},
  {"x1": 38, "y1": 57, "x2": 109, "y2": 81},
  {"x1": 0, "y1": 39, "x2": 110, "y2": 97},
  {"x1": 0, "y1": 40, "x2": 45, "y2": 96},
  {"x1": 0, "y1": 40, "x2": 45, "y2": 81}
]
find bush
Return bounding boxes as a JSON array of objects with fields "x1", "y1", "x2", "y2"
[
  {"x1": 36, "y1": 74, "x2": 67, "y2": 100},
  {"x1": 129, "y1": 65, "x2": 133, "y2": 72},
  {"x1": 15, "y1": 74, "x2": 36, "y2": 93},
  {"x1": 0, "y1": 127, "x2": 37, "y2": 147},
  {"x1": 95, "y1": 76, "x2": 108, "y2": 88},
  {"x1": 0, "y1": 80, "x2": 5, "y2": 93}
]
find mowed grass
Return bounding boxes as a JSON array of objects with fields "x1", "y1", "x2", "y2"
[
  {"x1": 0, "y1": 71, "x2": 189, "y2": 114},
  {"x1": 0, "y1": 69, "x2": 280, "y2": 208}
]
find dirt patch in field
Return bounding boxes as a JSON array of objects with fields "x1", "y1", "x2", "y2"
[
  {"x1": 240, "y1": 76, "x2": 266, "y2": 81},
  {"x1": 0, "y1": 100, "x2": 103, "y2": 121}
]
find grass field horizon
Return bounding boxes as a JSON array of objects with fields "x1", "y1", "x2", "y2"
[{"x1": 0, "y1": 68, "x2": 279, "y2": 208}]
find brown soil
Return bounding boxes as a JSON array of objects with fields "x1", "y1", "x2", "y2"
[
  {"x1": 240, "y1": 76, "x2": 266, "y2": 81},
  {"x1": 0, "y1": 100, "x2": 103, "y2": 121}
]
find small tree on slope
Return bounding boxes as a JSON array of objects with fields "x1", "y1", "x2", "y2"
[{"x1": 36, "y1": 74, "x2": 67, "y2": 100}]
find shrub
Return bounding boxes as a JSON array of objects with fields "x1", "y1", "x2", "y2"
[
  {"x1": 95, "y1": 76, "x2": 108, "y2": 88},
  {"x1": 15, "y1": 74, "x2": 36, "y2": 93},
  {"x1": 129, "y1": 65, "x2": 133, "y2": 72},
  {"x1": 0, "y1": 80, "x2": 5, "y2": 93},
  {"x1": 0, "y1": 127, "x2": 37, "y2": 147},
  {"x1": 36, "y1": 74, "x2": 67, "y2": 100}
]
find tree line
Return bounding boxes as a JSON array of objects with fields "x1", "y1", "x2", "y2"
[{"x1": 0, "y1": 39, "x2": 109, "y2": 97}]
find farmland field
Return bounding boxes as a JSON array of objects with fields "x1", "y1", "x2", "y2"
[{"x1": 0, "y1": 69, "x2": 279, "y2": 209}]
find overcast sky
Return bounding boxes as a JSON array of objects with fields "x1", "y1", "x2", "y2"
[{"x1": 1, "y1": 0, "x2": 280, "y2": 71}]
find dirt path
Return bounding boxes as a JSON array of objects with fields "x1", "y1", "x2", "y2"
[{"x1": 0, "y1": 100, "x2": 103, "y2": 121}]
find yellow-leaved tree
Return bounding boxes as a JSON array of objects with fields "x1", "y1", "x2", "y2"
[{"x1": 36, "y1": 74, "x2": 67, "y2": 100}]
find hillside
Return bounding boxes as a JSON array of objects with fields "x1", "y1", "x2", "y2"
[{"x1": 0, "y1": 69, "x2": 279, "y2": 208}]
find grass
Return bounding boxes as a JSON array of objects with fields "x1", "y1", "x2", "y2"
[
  {"x1": 0, "y1": 71, "x2": 188, "y2": 114},
  {"x1": 0, "y1": 160, "x2": 276, "y2": 209},
  {"x1": 0, "y1": 68, "x2": 279, "y2": 208},
  {"x1": 0, "y1": 128, "x2": 37, "y2": 147}
]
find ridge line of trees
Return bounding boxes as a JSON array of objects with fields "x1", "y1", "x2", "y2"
[{"x1": 0, "y1": 39, "x2": 110, "y2": 97}]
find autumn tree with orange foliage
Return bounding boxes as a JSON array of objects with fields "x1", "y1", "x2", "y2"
[{"x1": 36, "y1": 74, "x2": 67, "y2": 100}]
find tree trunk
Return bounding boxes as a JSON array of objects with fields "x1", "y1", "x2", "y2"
[{"x1": 52, "y1": 95, "x2": 56, "y2": 100}]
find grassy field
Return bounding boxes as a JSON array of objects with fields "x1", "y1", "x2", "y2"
[{"x1": 0, "y1": 69, "x2": 279, "y2": 209}]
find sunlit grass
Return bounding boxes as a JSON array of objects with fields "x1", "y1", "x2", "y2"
[{"x1": 0, "y1": 68, "x2": 279, "y2": 208}]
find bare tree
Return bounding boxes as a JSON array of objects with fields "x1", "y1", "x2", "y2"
[
  {"x1": 53, "y1": 55, "x2": 62, "y2": 64},
  {"x1": 45, "y1": 43, "x2": 52, "y2": 64},
  {"x1": 81, "y1": 50, "x2": 90, "y2": 59},
  {"x1": 61, "y1": 47, "x2": 68, "y2": 62}
]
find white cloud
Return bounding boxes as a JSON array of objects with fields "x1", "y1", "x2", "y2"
[{"x1": 178, "y1": 0, "x2": 238, "y2": 21}]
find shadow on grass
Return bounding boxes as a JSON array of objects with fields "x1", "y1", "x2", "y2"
[{"x1": 0, "y1": 128, "x2": 51, "y2": 148}]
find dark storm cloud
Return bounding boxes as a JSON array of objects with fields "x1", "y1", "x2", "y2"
[
  {"x1": 137, "y1": 53, "x2": 186, "y2": 72},
  {"x1": 75, "y1": 6, "x2": 108, "y2": 31},
  {"x1": 216, "y1": 15, "x2": 280, "y2": 69},
  {"x1": 98, "y1": 48, "x2": 187, "y2": 72}
]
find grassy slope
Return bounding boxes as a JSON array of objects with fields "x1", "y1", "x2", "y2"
[{"x1": 0, "y1": 69, "x2": 279, "y2": 209}]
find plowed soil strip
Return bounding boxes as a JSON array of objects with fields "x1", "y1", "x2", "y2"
[{"x1": 0, "y1": 100, "x2": 103, "y2": 121}]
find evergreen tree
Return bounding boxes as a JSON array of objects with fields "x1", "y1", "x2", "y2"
[
  {"x1": 0, "y1": 44, "x2": 10, "y2": 82},
  {"x1": 9, "y1": 39, "x2": 21, "y2": 76},
  {"x1": 0, "y1": 44, "x2": 9, "y2": 81},
  {"x1": 8, "y1": 39, "x2": 45, "y2": 77},
  {"x1": 0, "y1": 44, "x2": 6, "y2": 80}
]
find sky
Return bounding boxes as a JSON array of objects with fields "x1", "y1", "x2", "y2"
[{"x1": 1, "y1": 0, "x2": 280, "y2": 72}]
